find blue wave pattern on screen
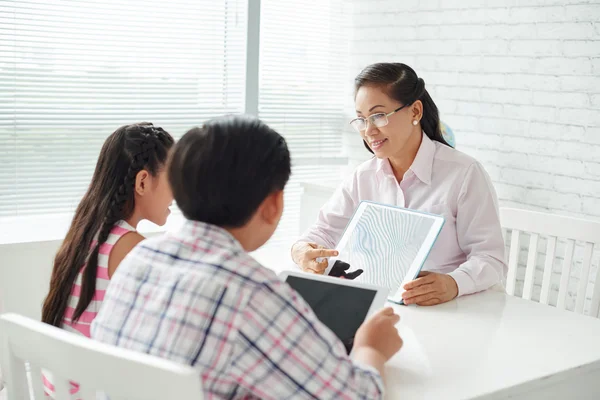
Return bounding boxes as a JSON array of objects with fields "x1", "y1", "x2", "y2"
[{"x1": 339, "y1": 204, "x2": 435, "y2": 292}]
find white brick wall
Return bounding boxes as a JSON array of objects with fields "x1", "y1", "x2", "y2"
[{"x1": 345, "y1": 0, "x2": 600, "y2": 311}]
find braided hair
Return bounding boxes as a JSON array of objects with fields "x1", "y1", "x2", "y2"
[{"x1": 42, "y1": 123, "x2": 174, "y2": 327}]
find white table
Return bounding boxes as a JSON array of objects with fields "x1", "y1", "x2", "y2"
[
  {"x1": 254, "y1": 249, "x2": 600, "y2": 399},
  {"x1": 385, "y1": 290, "x2": 600, "y2": 400}
]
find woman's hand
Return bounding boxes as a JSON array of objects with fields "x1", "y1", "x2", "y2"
[
  {"x1": 401, "y1": 271, "x2": 458, "y2": 306},
  {"x1": 291, "y1": 242, "x2": 338, "y2": 274}
]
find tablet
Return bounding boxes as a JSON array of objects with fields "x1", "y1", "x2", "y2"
[
  {"x1": 279, "y1": 270, "x2": 388, "y2": 355},
  {"x1": 325, "y1": 200, "x2": 445, "y2": 304}
]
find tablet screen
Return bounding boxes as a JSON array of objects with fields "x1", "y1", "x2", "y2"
[
  {"x1": 330, "y1": 201, "x2": 444, "y2": 301},
  {"x1": 285, "y1": 275, "x2": 377, "y2": 354}
]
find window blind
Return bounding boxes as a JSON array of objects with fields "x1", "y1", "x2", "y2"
[
  {"x1": 0, "y1": 0, "x2": 247, "y2": 217},
  {"x1": 259, "y1": 0, "x2": 349, "y2": 245},
  {"x1": 0, "y1": 0, "x2": 350, "y2": 249}
]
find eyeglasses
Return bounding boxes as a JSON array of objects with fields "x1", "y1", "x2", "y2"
[{"x1": 349, "y1": 104, "x2": 409, "y2": 133}]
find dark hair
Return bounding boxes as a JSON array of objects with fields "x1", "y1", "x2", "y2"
[
  {"x1": 169, "y1": 114, "x2": 291, "y2": 227},
  {"x1": 354, "y1": 62, "x2": 449, "y2": 153},
  {"x1": 42, "y1": 123, "x2": 174, "y2": 327}
]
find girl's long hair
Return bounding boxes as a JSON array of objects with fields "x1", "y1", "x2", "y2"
[{"x1": 41, "y1": 123, "x2": 174, "y2": 327}]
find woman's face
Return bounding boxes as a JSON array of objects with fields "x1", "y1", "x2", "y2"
[{"x1": 354, "y1": 85, "x2": 420, "y2": 159}]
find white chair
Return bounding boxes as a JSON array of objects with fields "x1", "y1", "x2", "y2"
[
  {"x1": 501, "y1": 207, "x2": 600, "y2": 317},
  {"x1": 0, "y1": 313, "x2": 203, "y2": 400}
]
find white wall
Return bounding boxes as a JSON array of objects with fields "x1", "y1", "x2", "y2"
[
  {"x1": 345, "y1": 0, "x2": 600, "y2": 309},
  {"x1": 347, "y1": 0, "x2": 600, "y2": 221}
]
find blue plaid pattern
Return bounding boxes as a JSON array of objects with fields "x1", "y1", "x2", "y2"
[{"x1": 91, "y1": 220, "x2": 384, "y2": 399}]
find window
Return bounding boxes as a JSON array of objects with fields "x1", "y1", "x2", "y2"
[
  {"x1": 0, "y1": 0, "x2": 247, "y2": 216},
  {"x1": 259, "y1": 0, "x2": 349, "y2": 245},
  {"x1": 0, "y1": 0, "x2": 349, "y2": 245}
]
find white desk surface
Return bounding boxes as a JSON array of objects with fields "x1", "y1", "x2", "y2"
[
  {"x1": 386, "y1": 290, "x2": 600, "y2": 399},
  {"x1": 253, "y1": 249, "x2": 600, "y2": 399}
]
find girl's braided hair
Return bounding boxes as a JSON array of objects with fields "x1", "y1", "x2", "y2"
[{"x1": 42, "y1": 123, "x2": 174, "y2": 327}]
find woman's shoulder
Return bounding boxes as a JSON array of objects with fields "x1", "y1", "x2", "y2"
[
  {"x1": 432, "y1": 142, "x2": 496, "y2": 195},
  {"x1": 430, "y1": 142, "x2": 496, "y2": 190},
  {"x1": 433, "y1": 141, "x2": 480, "y2": 171}
]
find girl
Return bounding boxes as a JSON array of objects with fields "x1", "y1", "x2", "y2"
[
  {"x1": 41, "y1": 122, "x2": 174, "y2": 396},
  {"x1": 292, "y1": 63, "x2": 506, "y2": 306}
]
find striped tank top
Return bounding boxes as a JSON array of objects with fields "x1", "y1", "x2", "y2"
[
  {"x1": 62, "y1": 220, "x2": 136, "y2": 337},
  {"x1": 43, "y1": 220, "x2": 136, "y2": 398}
]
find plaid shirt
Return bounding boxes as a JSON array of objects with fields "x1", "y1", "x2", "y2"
[{"x1": 91, "y1": 220, "x2": 384, "y2": 399}]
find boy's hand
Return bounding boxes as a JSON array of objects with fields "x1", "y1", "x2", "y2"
[{"x1": 354, "y1": 307, "x2": 402, "y2": 363}]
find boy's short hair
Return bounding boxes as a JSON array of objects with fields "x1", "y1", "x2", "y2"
[{"x1": 169, "y1": 114, "x2": 291, "y2": 227}]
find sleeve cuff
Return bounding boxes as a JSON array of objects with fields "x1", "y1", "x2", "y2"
[
  {"x1": 448, "y1": 269, "x2": 477, "y2": 297},
  {"x1": 352, "y1": 363, "x2": 386, "y2": 397}
]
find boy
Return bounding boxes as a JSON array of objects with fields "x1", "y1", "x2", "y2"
[{"x1": 91, "y1": 115, "x2": 402, "y2": 399}]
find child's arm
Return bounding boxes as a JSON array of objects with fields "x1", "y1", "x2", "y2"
[{"x1": 107, "y1": 232, "x2": 145, "y2": 279}]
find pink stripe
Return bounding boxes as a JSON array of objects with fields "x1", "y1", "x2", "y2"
[
  {"x1": 111, "y1": 226, "x2": 131, "y2": 236},
  {"x1": 98, "y1": 242, "x2": 114, "y2": 256},
  {"x1": 59, "y1": 221, "x2": 133, "y2": 347},
  {"x1": 42, "y1": 373, "x2": 80, "y2": 396},
  {"x1": 64, "y1": 307, "x2": 97, "y2": 324},
  {"x1": 96, "y1": 266, "x2": 109, "y2": 280},
  {"x1": 42, "y1": 374, "x2": 55, "y2": 391},
  {"x1": 70, "y1": 285, "x2": 82, "y2": 297},
  {"x1": 70, "y1": 285, "x2": 106, "y2": 301},
  {"x1": 69, "y1": 381, "x2": 80, "y2": 395}
]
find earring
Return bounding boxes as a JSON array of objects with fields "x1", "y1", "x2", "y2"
[{"x1": 412, "y1": 120, "x2": 418, "y2": 126}]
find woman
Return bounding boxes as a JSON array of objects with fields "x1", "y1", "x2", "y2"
[{"x1": 291, "y1": 63, "x2": 506, "y2": 306}]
